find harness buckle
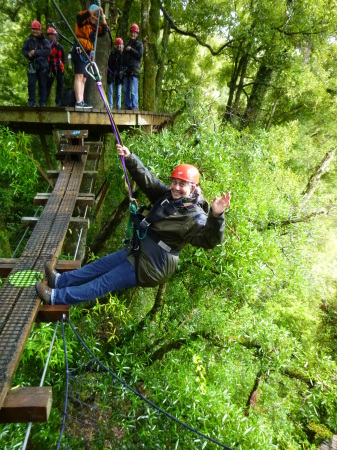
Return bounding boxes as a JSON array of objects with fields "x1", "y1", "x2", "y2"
[{"x1": 160, "y1": 199, "x2": 169, "y2": 207}]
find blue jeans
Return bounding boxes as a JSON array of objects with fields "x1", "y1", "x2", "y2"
[
  {"x1": 123, "y1": 76, "x2": 139, "y2": 109},
  {"x1": 107, "y1": 82, "x2": 122, "y2": 109},
  {"x1": 28, "y1": 67, "x2": 48, "y2": 105},
  {"x1": 53, "y1": 249, "x2": 138, "y2": 305}
]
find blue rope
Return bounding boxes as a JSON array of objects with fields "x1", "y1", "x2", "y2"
[{"x1": 61, "y1": 317, "x2": 235, "y2": 450}]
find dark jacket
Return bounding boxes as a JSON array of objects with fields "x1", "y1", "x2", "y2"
[
  {"x1": 75, "y1": 10, "x2": 108, "y2": 52},
  {"x1": 107, "y1": 47, "x2": 123, "y2": 84},
  {"x1": 22, "y1": 34, "x2": 50, "y2": 70},
  {"x1": 125, "y1": 154, "x2": 225, "y2": 287},
  {"x1": 48, "y1": 40, "x2": 65, "y2": 74},
  {"x1": 122, "y1": 38, "x2": 143, "y2": 77}
]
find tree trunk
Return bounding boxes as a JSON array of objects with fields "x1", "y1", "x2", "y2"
[
  {"x1": 223, "y1": 49, "x2": 245, "y2": 123},
  {"x1": 84, "y1": 31, "x2": 111, "y2": 108},
  {"x1": 155, "y1": 15, "x2": 170, "y2": 110},
  {"x1": 232, "y1": 52, "x2": 249, "y2": 121},
  {"x1": 142, "y1": 0, "x2": 160, "y2": 111},
  {"x1": 83, "y1": 196, "x2": 129, "y2": 263},
  {"x1": 242, "y1": 64, "x2": 273, "y2": 127}
]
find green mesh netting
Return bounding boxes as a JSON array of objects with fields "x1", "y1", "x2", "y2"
[{"x1": 8, "y1": 270, "x2": 43, "y2": 287}]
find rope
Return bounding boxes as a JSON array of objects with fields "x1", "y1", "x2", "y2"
[
  {"x1": 22, "y1": 322, "x2": 60, "y2": 450},
  {"x1": 62, "y1": 317, "x2": 234, "y2": 450},
  {"x1": 96, "y1": 82, "x2": 133, "y2": 199}
]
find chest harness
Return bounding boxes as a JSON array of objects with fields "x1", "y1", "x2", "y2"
[{"x1": 125, "y1": 195, "x2": 200, "y2": 259}]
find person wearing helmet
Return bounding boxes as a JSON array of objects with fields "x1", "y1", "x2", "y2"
[
  {"x1": 21, "y1": 21, "x2": 51, "y2": 107},
  {"x1": 72, "y1": 4, "x2": 108, "y2": 109},
  {"x1": 36, "y1": 145, "x2": 230, "y2": 306},
  {"x1": 46, "y1": 28, "x2": 65, "y2": 106},
  {"x1": 122, "y1": 24, "x2": 143, "y2": 110},
  {"x1": 107, "y1": 38, "x2": 124, "y2": 109}
]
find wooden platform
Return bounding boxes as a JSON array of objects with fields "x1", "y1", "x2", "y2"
[{"x1": 0, "y1": 106, "x2": 171, "y2": 135}]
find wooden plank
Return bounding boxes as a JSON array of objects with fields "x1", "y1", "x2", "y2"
[
  {"x1": 61, "y1": 130, "x2": 88, "y2": 139},
  {"x1": 22, "y1": 217, "x2": 89, "y2": 229},
  {"x1": 36, "y1": 305, "x2": 70, "y2": 322},
  {"x1": 34, "y1": 193, "x2": 94, "y2": 207},
  {"x1": 0, "y1": 387, "x2": 52, "y2": 423},
  {"x1": 47, "y1": 170, "x2": 97, "y2": 179},
  {"x1": 0, "y1": 258, "x2": 81, "y2": 278},
  {"x1": 59, "y1": 144, "x2": 89, "y2": 155}
]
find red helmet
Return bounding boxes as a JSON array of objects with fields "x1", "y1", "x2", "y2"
[
  {"x1": 130, "y1": 23, "x2": 139, "y2": 33},
  {"x1": 31, "y1": 20, "x2": 42, "y2": 30},
  {"x1": 171, "y1": 164, "x2": 200, "y2": 185},
  {"x1": 115, "y1": 37, "x2": 123, "y2": 45},
  {"x1": 47, "y1": 27, "x2": 57, "y2": 35}
]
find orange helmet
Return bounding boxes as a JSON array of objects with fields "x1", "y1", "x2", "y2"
[
  {"x1": 47, "y1": 27, "x2": 57, "y2": 35},
  {"x1": 130, "y1": 24, "x2": 139, "y2": 33},
  {"x1": 115, "y1": 37, "x2": 123, "y2": 45},
  {"x1": 171, "y1": 164, "x2": 200, "y2": 185},
  {"x1": 31, "y1": 20, "x2": 42, "y2": 30}
]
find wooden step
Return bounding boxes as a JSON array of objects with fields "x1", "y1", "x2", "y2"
[
  {"x1": 0, "y1": 387, "x2": 52, "y2": 423},
  {"x1": 60, "y1": 130, "x2": 88, "y2": 139},
  {"x1": 22, "y1": 216, "x2": 89, "y2": 229},
  {"x1": 47, "y1": 170, "x2": 97, "y2": 179},
  {"x1": 36, "y1": 305, "x2": 71, "y2": 322},
  {"x1": 34, "y1": 193, "x2": 94, "y2": 207},
  {"x1": 0, "y1": 258, "x2": 81, "y2": 278}
]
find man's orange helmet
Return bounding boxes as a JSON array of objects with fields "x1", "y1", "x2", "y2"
[{"x1": 171, "y1": 164, "x2": 200, "y2": 185}]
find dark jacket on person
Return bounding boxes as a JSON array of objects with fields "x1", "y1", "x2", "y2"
[
  {"x1": 125, "y1": 154, "x2": 225, "y2": 287},
  {"x1": 75, "y1": 10, "x2": 108, "y2": 52},
  {"x1": 107, "y1": 47, "x2": 123, "y2": 85},
  {"x1": 48, "y1": 40, "x2": 65, "y2": 74},
  {"x1": 122, "y1": 38, "x2": 143, "y2": 78},
  {"x1": 22, "y1": 34, "x2": 50, "y2": 70}
]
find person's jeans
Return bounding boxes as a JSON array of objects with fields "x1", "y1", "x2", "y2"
[
  {"x1": 53, "y1": 249, "x2": 138, "y2": 305},
  {"x1": 28, "y1": 67, "x2": 48, "y2": 105},
  {"x1": 123, "y1": 76, "x2": 139, "y2": 109},
  {"x1": 107, "y1": 82, "x2": 122, "y2": 109}
]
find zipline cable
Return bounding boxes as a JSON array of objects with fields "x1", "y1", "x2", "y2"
[
  {"x1": 62, "y1": 317, "x2": 234, "y2": 450},
  {"x1": 50, "y1": 22, "x2": 74, "y2": 45},
  {"x1": 50, "y1": 0, "x2": 133, "y2": 200}
]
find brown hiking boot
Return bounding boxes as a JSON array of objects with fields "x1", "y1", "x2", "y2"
[
  {"x1": 45, "y1": 261, "x2": 59, "y2": 288},
  {"x1": 35, "y1": 282, "x2": 52, "y2": 305}
]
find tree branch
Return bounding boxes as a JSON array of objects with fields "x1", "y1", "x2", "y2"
[
  {"x1": 159, "y1": 1, "x2": 233, "y2": 56},
  {"x1": 300, "y1": 149, "x2": 336, "y2": 207},
  {"x1": 262, "y1": 209, "x2": 327, "y2": 230}
]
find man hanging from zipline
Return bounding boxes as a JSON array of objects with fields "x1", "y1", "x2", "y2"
[{"x1": 36, "y1": 144, "x2": 231, "y2": 305}]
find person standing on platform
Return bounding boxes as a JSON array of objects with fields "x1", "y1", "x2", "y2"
[
  {"x1": 21, "y1": 20, "x2": 50, "y2": 107},
  {"x1": 122, "y1": 24, "x2": 143, "y2": 110},
  {"x1": 46, "y1": 27, "x2": 65, "y2": 106},
  {"x1": 72, "y1": 4, "x2": 108, "y2": 110},
  {"x1": 107, "y1": 37, "x2": 124, "y2": 110}
]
